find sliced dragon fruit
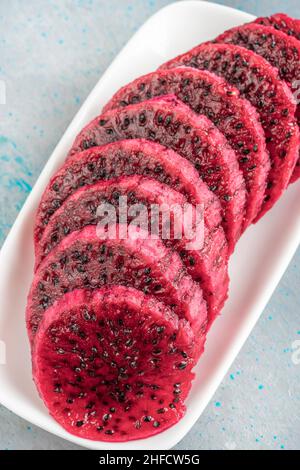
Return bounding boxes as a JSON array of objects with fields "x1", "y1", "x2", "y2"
[
  {"x1": 255, "y1": 13, "x2": 300, "y2": 41},
  {"x1": 27, "y1": 225, "x2": 207, "y2": 349},
  {"x1": 67, "y1": 96, "x2": 246, "y2": 252},
  {"x1": 33, "y1": 286, "x2": 196, "y2": 441},
  {"x1": 215, "y1": 23, "x2": 300, "y2": 183},
  {"x1": 35, "y1": 140, "x2": 222, "y2": 247},
  {"x1": 36, "y1": 175, "x2": 229, "y2": 322},
  {"x1": 160, "y1": 43, "x2": 300, "y2": 220},
  {"x1": 103, "y1": 67, "x2": 269, "y2": 229}
]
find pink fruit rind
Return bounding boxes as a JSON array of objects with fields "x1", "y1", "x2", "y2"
[
  {"x1": 103, "y1": 66, "x2": 270, "y2": 229},
  {"x1": 215, "y1": 22, "x2": 300, "y2": 184},
  {"x1": 36, "y1": 175, "x2": 229, "y2": 322},
  {"x1": 34, "y1": 139, "x2": 221, "y2": 248},
  {"x1": 160, "y1": 43, "x2": 300, "y2": 220},
  {"x1": 67, "y1": 95, "x2": 246, "y2": 252},
  {"x1": 32, "y1": 286, "x2": 196, "y2": 441},
  {"x1": 27, "y1": 225, "x2": 207, "y2": 348}
]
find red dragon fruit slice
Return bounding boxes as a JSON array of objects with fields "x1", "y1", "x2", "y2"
[
  {"x1": 67, "y1": 96, "x2": 246, "y2": 252},
  {"x1": 32, "y1": 286, "x2": 196, "y2": 441},
  {"x1": 37, "y1": 175, "x2": 229, "y2": 322},
  {"x1": 27, "y1": 225, "x2": 207, "y2": 350},
  {"x1": 35, "y1": 140, "x2": 222, "y2": 247},
  {"x1": 215, "y1": 23, "x2": 300, "y2": 183},
  {"x1": 255, "y1": 13, "x2": 300, "y2": 41},
  {"x1": 160, "y1": 43, "x2": 299, "y2": 220},
  {"x1": 103, "y1": 67, "x2": 269, "y2": 229}
]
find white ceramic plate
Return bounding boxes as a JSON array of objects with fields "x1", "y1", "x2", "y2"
[{"x1": 0, "y1": 0, "x2": 300, "y2": 451}]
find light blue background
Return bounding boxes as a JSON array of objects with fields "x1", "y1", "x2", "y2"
[{"x1": 0, "y1": 0, "x2": 299, "y2": 450}]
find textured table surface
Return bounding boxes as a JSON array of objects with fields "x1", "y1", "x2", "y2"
[{"x1": 0, "y1": 0, "x2": 299, "y2": 450}]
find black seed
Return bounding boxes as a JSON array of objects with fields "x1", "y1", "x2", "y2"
[
  {"x1": 156, "y1": 326, "x2": 165, "y2": 334},
  {"x1": 104, "y1": 430, "x2": 114, "y2": 435},
  {"x1": 143, "y1": 415, "x2": 152, "y2": 422},
  {"x1": 139, "y1": 113, "x2": 146, "y2": 124},
  {"x1": 110, "y1": 407, "x2": 116, "y2": 413},
  {"x1": 99, "y1": 119, "x2": 108, "y2": 126},
  {"x1": 76, "y1": 421, "x2": 84, "y2": 427},
  {"x1": 157, "y1": 408, "x2": 165, "y2": 414},
  {"x1": 103, "y1": 413, "x2": 111, "y2": 422},
  {"x1": 97, "y1": 426, "x2": 104, "y2": 432},
  {"x1": 153, "y1": 421, "x2": 160, "y2": 428},
  {"x1": 86, "y1": 401, "x2": 95, "y2": 409},
  {"x1": 189, "y1": 256, "x2": 195, "y2": 266},
  {"x1": 177, "y1": 361, "x2": 187, "y2": 370},
  {"x1": 152, "y1": 349, "x2": 162, "y2": 356}
]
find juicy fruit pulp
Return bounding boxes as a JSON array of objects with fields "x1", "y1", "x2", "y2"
[
  {"x1": 36, "y1": 175, "x2": 229, "y2": 322},
  {"x1": 33, "y1": 287, "x2": 196, "y2": 441},
  {"x1": 27, "y1": 225, "x2": 207, "y2": 348},
  {"x1": 255, "y1": 13, "x2": 300, "y2": 41},
  {"x1": 160, "y1": 42, "x2": 300, "y2": 220},
  {"x1": 68, "y1": 95, "x2": 246, "y2": 252},
  {"x1": 35, "y1": 139, "x2": 222, "y2": 246},
  {"x1": 215, "y1": 23, "x2": 300, "y2": 183},
  {"x1": 103, "y1": 67, "x2": 269, "y2": 229}
]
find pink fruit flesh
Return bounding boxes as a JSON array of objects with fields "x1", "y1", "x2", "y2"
[
  {"x1": 33, "y1": 286, "x2": 196, "y2": 441},
  {"x1": 160, "y1": 43, "x2": 300, "y2": 220},
  {"x1": 68, "y1": 95, "x2": 246, "y2": 252},
  {"x1": 37, "y1": 175, "x2": 228, "y2": 321},
  {"x1": 35, "y1": 139, "x2": 222, "y2": 247},
  {"x1": 104, "y1": 66, "x2": 269, "y2": 229},
  {"x1": 216, "y1": 23, "x2": 300, "y2": 183},
  {"x1": 27, "y1": 225, "x2": 207, "y2": 349}
]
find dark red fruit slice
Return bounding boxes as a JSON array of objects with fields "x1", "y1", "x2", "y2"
[
  {"x1": 103, "y1": 67, "x2": 269, "y2": 229},
  {"x1": 255, "y1": 13, "x2": 300, "y2": 41},
  {"x1": 33, "y1": 286, "x2": 196, "y2": 441},
  {"x1": 255, "y1": 13, "x2": 300, "y2": 183},
  {"x1": 215, "y1": 23, "x2": 300, "y2": 183},
  {"x1": 37, "y1": 175, "x2": 229, "y2": 322},
  {"x1": 68, "y1": 96, "x2": 246, "y2": 251},
  {"x1": 160, "y1": 43, "x2": 299, "y2": 220},
  {"x1": 35, "y1": 140, "x2": 222, "y2": 247},
  {"x1": 27, "y1": 225, "x2": 207, "y2": 348}
]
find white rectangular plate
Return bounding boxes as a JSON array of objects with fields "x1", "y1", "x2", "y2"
[{"x1": 0, "y1": 0, "x2": 300, "y2": 450}]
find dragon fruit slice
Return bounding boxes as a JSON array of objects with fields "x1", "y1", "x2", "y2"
[
  {"x1": 160, "y1": 43, "x2": 299, "y2": 220},
  {"x1": 27, "y1": 225, "x2": 207, "y2": 349},
  {"x1": 37, "y1": 175, "x2": 229, "y2": 322},
  {"x1": 103, "y1": 67, "x2": 269, "y2": 229},
  {"x1": 255, "y1": 13, "x2": 300, "y2": 41},
  {"x1": 67, "y1": 96, "x2": 246, "y2": 252},
  {"x1": 215, "y1": 23, "x2": 300, "y2": 183},
  {"x1": 35, "y1": 140, "x2": 222, "y2": 247},
  {"x1": 32, "y1": 286, "x2": 196, "y2": 441}
]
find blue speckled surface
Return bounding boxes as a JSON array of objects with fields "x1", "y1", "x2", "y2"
[{"x1": 0, "y1": 0, "x2": 299, "y2": 450}]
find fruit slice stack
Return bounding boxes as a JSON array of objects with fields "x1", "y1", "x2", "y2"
[{"x1": 27, "y1": 11, "x2": 300, "y2": 442}]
